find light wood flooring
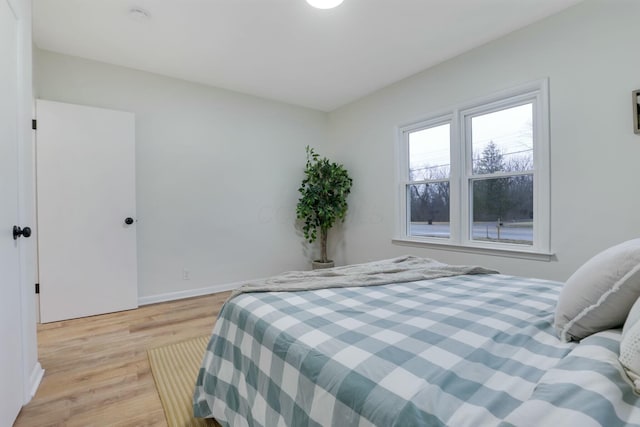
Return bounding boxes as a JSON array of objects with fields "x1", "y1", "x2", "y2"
[{"x1": 14, "y1": 291, "x2": 231, "y2": 427}]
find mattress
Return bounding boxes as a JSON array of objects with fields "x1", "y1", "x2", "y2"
[{"x1": 193, "y1": 272, "x2": 640, "y2": 426}]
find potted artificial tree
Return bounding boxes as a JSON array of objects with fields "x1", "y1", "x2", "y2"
[{"x1": 296, "y1": 146, "x2": 353, "y2": 269}]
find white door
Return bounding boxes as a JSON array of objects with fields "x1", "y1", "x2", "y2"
[
  {"x1": 36, "y1": 100, "x2": 138, "y2": 323},
  {"x1": 0, "y1": 0, "x2": 26, "y2": 424}
]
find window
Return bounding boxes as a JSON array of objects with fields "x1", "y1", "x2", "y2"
[
  {"x1": 396, "y1": 80, "x2": 550, "y2": 256},
  {"x1": 407, "y1": 120, "x2": 451, "y2": 239}
]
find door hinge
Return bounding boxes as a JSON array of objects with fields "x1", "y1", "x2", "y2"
[
  {"x1": 35, "y1": 283, "x2": 39, "y2": 294},
  {"x1": 32, "y1": 119, "x2": 37, "y2": 130}
]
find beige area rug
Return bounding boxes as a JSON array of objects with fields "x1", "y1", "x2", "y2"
[{"x1": 148, "y1": 335, "x2": 220, "y2": 427}]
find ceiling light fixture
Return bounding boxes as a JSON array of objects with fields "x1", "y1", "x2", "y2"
[
  {"x1": 306, "y1": 0, "x2": 344, "y2": 9},
  {"x1": 129, "y1": 7, "x2": 151, "y2": 21}
]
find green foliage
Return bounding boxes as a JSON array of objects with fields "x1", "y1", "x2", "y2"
[
  {"x1": 475, "y1": 141, "x2": 505, "y2": 174},
  {"x1": 409, "y1": 140, "x2": 533, "y2": 227},
  {"x1": 296, "y1": 146, "x2": 353, "y2": 262},
  {"x1": 473, "y1": 142, "x2": 510, "y2": 220}
]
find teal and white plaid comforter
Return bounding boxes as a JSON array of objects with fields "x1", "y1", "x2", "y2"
[{"x1": 193, "y1": 274, "x2": 640, "y2": 426}]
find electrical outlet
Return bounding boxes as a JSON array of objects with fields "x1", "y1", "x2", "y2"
[{"x1": 182, "y1": 269, "x2": 190, "y2": 280}]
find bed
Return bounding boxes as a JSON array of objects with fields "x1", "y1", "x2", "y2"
[{"x1": 193, "y1": 254, "x2": 640, "y2": 426}]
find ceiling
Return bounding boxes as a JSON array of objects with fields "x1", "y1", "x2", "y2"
[{"x1": 33, "y1": 0, "x2": 583, "y2": 112}]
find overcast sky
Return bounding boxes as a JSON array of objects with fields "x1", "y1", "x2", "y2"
[{"x1": 409, "y1": 103, "x2": 533, "y2": 178}]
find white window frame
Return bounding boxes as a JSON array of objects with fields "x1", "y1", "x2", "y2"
[{"x1": 394, "y1": 79, "x2": 551, "y2": 260}]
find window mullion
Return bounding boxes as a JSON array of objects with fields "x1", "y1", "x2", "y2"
[
  {"x1": 459, "y1": 111, "x2": 473, "y2": 246},
  {"x1": 408, "y1": 178, "x2": 450, "y2": 186},
  {"x1": 449, "y1": 110, "x2": 463, "y2": 245},
  {"x1": 469, "y1": 170, "x2": 533, "y2": 181}
]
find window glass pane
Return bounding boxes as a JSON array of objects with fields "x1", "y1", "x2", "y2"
[
  {"x1": 471, "y1": 175, "x2": 533, "y2": 245},
  {"x1": 408, "y1": 183, "x2": 450, "y2": 238},
  {"x1": 471, "y1": 103, "x2": 533, "y2": 175},
  {"x1": 409, "y1": 123, "x2": 450, "y2": 181}
]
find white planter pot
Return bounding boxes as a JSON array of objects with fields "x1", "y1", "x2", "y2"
[{"x1": 312, "y1": 260, "x2": 335, "y2": 270}]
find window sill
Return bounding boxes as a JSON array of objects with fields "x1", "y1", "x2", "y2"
[{"x1": 392, "y1": 238, "x2": 555, "y2": 261}]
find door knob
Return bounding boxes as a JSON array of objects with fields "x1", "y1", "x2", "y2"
[
  {"x1": 124, "y1": 217, "x2": 134, "y2": 225},
  {"x1": 13, "y1": 226, "x2": 31, "y2": 240}
]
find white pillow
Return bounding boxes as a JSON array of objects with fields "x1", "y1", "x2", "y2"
[
  {"x1": 554, "y1": 238, "x2": 640, "y2": 342},
  {"x1": 620, "y1": 296, "x2": 640, "y2": 392}
]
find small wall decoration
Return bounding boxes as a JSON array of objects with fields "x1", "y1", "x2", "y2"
[{"x1": 634, "y1": 90, "x2": 640, "y2": 134}]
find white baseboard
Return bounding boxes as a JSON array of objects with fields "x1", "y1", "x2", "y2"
[
  {"x1": 138, "y1": 282, "x2": 241, "y2": 306},
  {"x1": 27, "y1": 362, "x2": 44, "y2": 401}
]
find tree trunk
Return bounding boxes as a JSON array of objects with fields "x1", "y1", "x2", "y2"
[{"x1": 320, "y1": 227, "x2": 328, "y2": 263}]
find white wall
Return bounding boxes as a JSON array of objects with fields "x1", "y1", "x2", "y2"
[
  {"x1": 34, "y1": 0, "x2": 640, "y2": 291},
  {"x1": 34, "y1": 50, "x2": 328, "y2": 301},
  {"x1": 327, "y1": 0, "x2": 640, "y2": 281}
]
